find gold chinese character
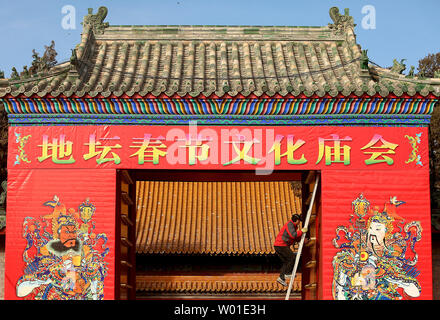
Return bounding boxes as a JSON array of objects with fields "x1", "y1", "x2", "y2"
[
  {"x1": 316, "y1": 134, "x2": 352, "y2": 165},
  {"x1": 361, "y1": 134, "x2": 399, "y2": 165},
  {"x1": 178, "y1": 135, "x2": 210, "y2": 165},
  {"x1": 38, "y1": 135, "x2": 75, "y2": 164},
  {"x1": 268, "y1": 134, "x2": 307, "y2": 165},
  {"x1": 223, "y1": 137, "x2": 260, "y2": 166},
  {"x1": 129, "y1": 134, "x2": 167, "y2": 165},
  {"x1": 83, "y1": 134, "x2": 122, "y2": 164}
]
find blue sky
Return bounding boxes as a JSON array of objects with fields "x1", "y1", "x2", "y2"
[{"x1": 0, "y1": 0, "x2": 439, "y2": 78}]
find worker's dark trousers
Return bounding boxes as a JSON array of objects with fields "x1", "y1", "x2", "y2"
[{"x1": 274, "y1": 246, "x2": 299, "y2": 280}]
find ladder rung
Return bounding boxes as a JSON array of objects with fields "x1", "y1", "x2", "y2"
[
  {"x1": 304, "y1": 283, "x2": 317, "y2": 289},
  {"x1": 305, "y1": 237, "x2": 316, "y2": 247},
  {"x1": 305, "y1": 260, "x2": 317, "y2": 268},
  {"x1": 120, "y1": 283, "x2": 133, "y2": 289},
  {"x1": 121, "y1": 260, "x2": 133, "y2": 268},
  {"x1": 121, "y1": 214, "x2": 134, "y2": 227},
  {"x1": 121, "y1": 237, "x2": 133, "y2": 247},
  {"x1": 121, "y1": 170, "x2": 134, "y2": 185},
  {"x1": 305, "y1": 171, "x2": 316, "y2": 184},
  {"x1": 121, "y1": 192, "x2": 134, "y2": 206}
]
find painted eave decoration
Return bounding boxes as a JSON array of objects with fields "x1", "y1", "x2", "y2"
[{"x1": 0, "y1": 6, "x2": 439, "y2": 124}]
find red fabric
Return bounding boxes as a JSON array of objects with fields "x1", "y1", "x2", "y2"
[
  {"x1": 274, "y1": 220, "x2": 303, "y2": 246},
  {"x1": 9, "y1": 126, "x2": 428, "y2": 171},
  {"x1": 320, "y1": 169, "x2": 432, "y2": 300},
  {"x1": 4, "y1": 169, "x2": 116, "y2": 300}
]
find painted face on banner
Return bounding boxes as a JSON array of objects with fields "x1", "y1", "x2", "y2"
[
  {"x1": 332, "y1": 195, "x2": 423, "y2": 300},
  {"x1": 367, "y1": 221, "x2": 386, "y2": 247},
  {"x1": 59, "y1": 224, "x2": 78, "y2": 248}
]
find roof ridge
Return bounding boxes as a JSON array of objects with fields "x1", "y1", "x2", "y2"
[{"x1": 107, "y1": 24, "x2": 327, "y2": 28}]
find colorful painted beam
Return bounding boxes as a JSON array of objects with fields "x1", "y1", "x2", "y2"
[
  {"x1": 7, "y1": 114, "x2": 431, "y2": 126},
  {"x1": 2, "y1": 97, "x2": 436, "y2": 126},
  {"x1": 2, "y1": 97, "x2": 436, "y2": 116}
]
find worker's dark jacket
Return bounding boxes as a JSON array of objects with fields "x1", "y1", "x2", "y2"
[{"x1": 274, "y1": 220, "x2": 303, "y2": 247}]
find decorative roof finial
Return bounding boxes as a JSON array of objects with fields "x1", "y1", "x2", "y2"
[
  {"x1": 360, "y1": 50, "x2": 369, "y2": 70},
  {"x1": 359, "y1": 49, "x2": 372, "y2": 81},
  {"x1": 406, "y1": 66, "x2": 415, "y2": 78},
  {"x1": 390, "y1": 59, "x2": 406, "y2": 74},
  {"x1": 82, "y1": 6, "x2": 109, "y2": 35},
  {"x1": 20, "y1": 66, "x2": 30, "y2": 79},
  {"x1": 328, "y1": 7, "x2": 356, "y2": 34},
  {"x1": 10, "y1": 67, "x2": 19, "y2": 80},
  {"x1": 70, "y1": 49, "x2": 78, "y2": 66}
]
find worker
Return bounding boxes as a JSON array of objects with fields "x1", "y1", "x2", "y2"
[{"x1": 274, "y1": 213, "x2": 308, "y2": 287}]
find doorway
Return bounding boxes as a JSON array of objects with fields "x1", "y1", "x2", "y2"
[{"x1": 115, "y1": 170, "x2": 320, "y2": 300}]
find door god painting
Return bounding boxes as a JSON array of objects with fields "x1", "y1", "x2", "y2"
[
  {"x1": 332, "y1": 194, "x2": 422, "y2": 300},
  {"x1": 16, "y1": 196, "x2": 109, "y2": 300}
]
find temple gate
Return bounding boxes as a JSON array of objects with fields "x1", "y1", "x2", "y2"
[{"x1": 0, "y1": 6, "x2": 439, "y2": 300}]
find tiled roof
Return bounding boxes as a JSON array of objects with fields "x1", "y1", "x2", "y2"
[
  {"x1": 136, "y1": 273, "x2": 301, "y2": 293},
  {"x1": 135, "y1": 181, "x2": 302, "y2": 255},
  {"x1": 1, "y1": 6, "x2": 439, "y2": 99}
]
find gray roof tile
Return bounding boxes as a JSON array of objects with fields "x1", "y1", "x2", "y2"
[{"x1": 1, "y1": 6, "x2": 440, "y2": 98}]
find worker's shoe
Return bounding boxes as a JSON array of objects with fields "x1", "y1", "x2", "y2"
[
  {"x1": 284, "y1": 273, "x2": 293, "y2": 278},
  {"x1": 277, "y1": 277, "x2": 287, "y2": 287}
]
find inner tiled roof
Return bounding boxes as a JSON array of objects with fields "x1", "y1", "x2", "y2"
[
  {"x1": 135, "y1": 181, "x2": 302, "y2": 255},
  {"x1": 136, "y1": 273, "x2": 302, "y2": 293}
]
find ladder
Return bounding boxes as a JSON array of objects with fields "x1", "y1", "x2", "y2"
[{"x1": 285, "y1": 173, "x2": 320, "y2": 300}]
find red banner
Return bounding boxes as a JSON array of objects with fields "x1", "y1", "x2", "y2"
[
  {"x1": 9, "y1": 125, "x2": 428, "y2": 171},
  {"x1": 321, "y1": 169, "x2": 432, "y2": 300},
  {"x1": 5, "y1": 169, "x2": 116, "y2": 300}
]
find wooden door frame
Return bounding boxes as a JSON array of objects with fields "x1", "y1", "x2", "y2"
[
  {"x1": 115, "y1": 169, "x2": 321, "y2": 300},
  {"x1": 115, "y1": 170, "x2": 137, "y2": 300}
]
